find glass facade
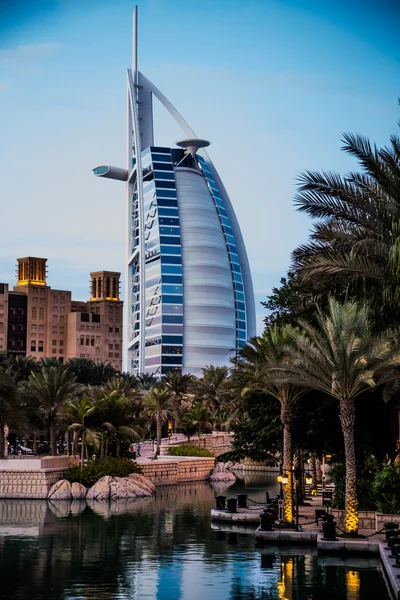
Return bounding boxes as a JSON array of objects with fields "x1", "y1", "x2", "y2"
[
  {"x1": 197, "y1": 155, "x2": 247, "y2": 349},
  {"x1": 130, "y1": 147, "x2": 183, "y2": 375}
]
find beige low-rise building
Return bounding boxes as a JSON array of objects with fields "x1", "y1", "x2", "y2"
[{"x1": 0, "y1": 257, "x2": 123, "y2": 370}]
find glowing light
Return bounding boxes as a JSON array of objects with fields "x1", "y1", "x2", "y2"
[
  {"x1": 346, "y1": 570, "x2": 360, "y2": 598},
  {"x1": 283, "y1": 470, "x2": 293, "y2": 524},
  {"x1": 277, "y1": 474, "x2": 283, "y2": 483},
  {"x1": 305, "y1": 475, "x2": 313, "y2": 485}
]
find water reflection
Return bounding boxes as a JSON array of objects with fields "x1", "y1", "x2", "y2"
[{"x1": 0, "y1": 479, "x2": 392, "y2": 600}]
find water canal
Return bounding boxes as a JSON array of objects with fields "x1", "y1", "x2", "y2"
[{"x1": 0, "y1": 474, "x2": 393, "y2": 599}]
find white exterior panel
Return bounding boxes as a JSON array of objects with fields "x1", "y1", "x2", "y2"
[{"x1": 174, "y1": 167, "x2": 236, "y2": 376}]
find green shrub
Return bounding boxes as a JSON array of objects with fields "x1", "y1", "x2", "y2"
[
  {"x1": 373, "y1": 464, "x2": 400, "y2": 514},
  {"x1": 168, "y1": 445, "x2": 214, "y2": 457},
  {"x1": 65, "y1": 457, "x2": 142, "y2": 488}
]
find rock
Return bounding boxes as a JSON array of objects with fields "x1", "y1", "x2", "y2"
[
  {"x1": 128, "y1": 473, "x2": 156, "y2": 494},
  {"x1": 71, "y1": 482, "x2": 87, "y2": 499},
  {"x1": 47, "y1": 479, "x2": 72, "y2": 500},
  {"x1": 110, "y1": 476, "x2": 155, "y2": 500},
  {"x1": 86, "y1": 476, "x2": 113, "y2": 500},
  {"x1": 87, "y1": 474, "x2": 156, "y2": 501},
  {"x1": 209, "y1": 463, "x2": 236, "y2": 482}
]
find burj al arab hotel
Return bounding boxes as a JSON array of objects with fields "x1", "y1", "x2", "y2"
[{"x1": 93, "y1": 7, "x2": 255, "y2": 377}]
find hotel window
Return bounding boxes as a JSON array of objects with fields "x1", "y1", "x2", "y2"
[
  {"x1": 115, "y1": 344, "x2": 120, "y2": 350},
  {"x1": 80, "y1": 353, "x2": 85, "y2": 359},
  {"x1": 60, "y1": 316, "x2": 65, "y2": 324},
  {"x1": 39, "y1": 325, "x2": 44, "y2": 331},
  {"x1": 59, "y1": 340, "x2": 64, "y2": 347},
  {"x1": 52, "y1": 314, "x2": 57, "y2": 324},
  {"x1": 52, "y1": 340, "x2": 57, "y2": 346},
  {"x1": 109, "y1": 344, "x2": 113, "y2": 350},
  {"x1": 80, "y1": 337, "x2": 84, "y2": 346},
  {"x1": 115, "y1": 327, "x2": 120, "y2": 333},
  {"x1": 115, "y1": 353, "x2": 120, "y2": 358},
  {"x1": 39, "y1": 309, "x2": 44, "y2": 321},
  {"x1": 85, "y1": 337, "x2": 89, "y2": 346},
  {"x1": 30, "y1": 341, "x2": 36, "y2": 352},
  {"x1": 91, "y1": 338, "x2": 94, "y2": 346},
  {"x1": 59, "y1": 349, "x2": 63, "y2": 355},
  {"x1": 38, "y1": 341, "x2": 43, "y2": 352},
  {"x1": 52, "y1": 349, "x2": 57, "y2": 354},
  {"x1": 32, "y1": 308, "x2": 37, "y2": 319},
  {"x1": 109, "y1": 327, "x2": 113, "y2": 333}
]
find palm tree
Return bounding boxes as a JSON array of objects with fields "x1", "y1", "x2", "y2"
[
  {"x1": 191, "y1": 366, "x2": 233, "y2": 429},
  {"x1": 142, "y1": 387, "x2": 176, "y2": 453},
  {"x1": 187, "y1": 403, "x2": 213, "y2": 444},
  {"x1": 59, "y1": 397, "x2": 99, "y2": 467},
  {"x1": 292, "y1": 126, "x2": 400, "y2": 328},
  {"x1": 23, "y1": 365, "x2": 82, "y2": 455},
  {"x1": 0, "y1": 370, "x2": 20, "y2": 458},
  {"x1": 271, "y1": 298, "x2": 400, "y2": 534},
  {"x1": 163, "y1": 372, "x2": 193, "y2": 428},
  {"x1": 238, "y1": 325, "x2": 304, "y2": 524},
  {"x1": 93, "y1": 376, "x2": 141, "y2": 458}
]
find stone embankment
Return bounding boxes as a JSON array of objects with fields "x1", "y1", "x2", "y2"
[
  {"x1": 0, "y1": 456, "x2": 216, "y2": 498},
  {"x1": 138, "y1": 457, "x2": 215, "y2": 486},
  {"x1": 0, "y1": 457, "x2": 70, "y2": 499}
]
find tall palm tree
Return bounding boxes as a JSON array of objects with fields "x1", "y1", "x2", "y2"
[
  {"x1": 292, "y1": 127, "x2": 400, "y2": 328},
  {"x1": 142, "y1": 387, "x2": 176, "y2": 452},
  {"x1": 59, "y1": 397, "x2": 99, "y2": 467},
  {"x1": 271, "y1": 298, "x2": 400, "y2": 534},
  {"x1": 23, "y1": 365, "x2": 82, "y2": 455},
  {"x1": 238, "y1": 325, "x2": 304, "y2": 524}
]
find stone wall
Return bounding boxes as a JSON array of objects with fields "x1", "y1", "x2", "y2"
[
  {"x1": 162, "y1": 433, "x2": 233, "y2": 458},
  {"x1": 0, "y1": 469, "x2": 68, "y2": 498},
  {"x1": 331, "y1": 509, "x2": 400, "y2": 530},
  {"x1": 140, "y1": 457, "x2": 215, "y2": 486}
]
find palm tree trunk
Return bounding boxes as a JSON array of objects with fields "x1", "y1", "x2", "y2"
[
  {"x1": 73, "y1": 430, "x2": 78, "y2": 457},
  {"x1": 310, "y1": 456, "x2": 318, "y2": 492},
  {"x1": 80, "y1": 434, "x2": 85, "y2": 469},
  {"x1": 0, "y1": 422, "x2": 5, "y2": 459},
  {"x1": 316, "y1": 458, "x2": 322, "y2": 483},
  {"x1": 49, "y1": 423, "x2": 57, "y2": 456},
  {"x1": 64, "y1": 431, "x2": 69, "y2": 455},
  {"x1": 156, "y1": 415, "x2": 161, "y2": 452},
  {"x1": 105, "y1": 438, "x2": 109, "y2": 458},
  {"x1": 100, "y1": 434, "x2": 104, "y2": 459},
  {"x1": 33, "y1": 433, "x2": 37, "y2": 454},
  {"x1": 339, "y1": 397, "x2": 358, "y2": 534},
  {"x1": 281, "y1": 403, "x2": 293, "y2": 524},
  {"x1": 116, "y1": 439, "x2": 121, "y2": 459}
]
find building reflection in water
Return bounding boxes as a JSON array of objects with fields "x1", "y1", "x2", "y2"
[{"x1": 0, "y1": 482, "x2": 392, "y2": 600}]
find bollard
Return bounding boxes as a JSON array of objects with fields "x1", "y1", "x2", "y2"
[
  {"x1": 265, "y1": 491, "x2": 270, "y2": 504},
  {"x1": 226, "y1": 497, "x2": 237, "y2": 514},
  {"x1": 393, "y1": 544, "x2": 400, "y2": 568},
  {"x1": 385, "y1": 527, "x2": 399, "y2": 543},
  {"x1": 260, "y1": 510, "x2": 273, "y2": 531},
  {"x1": 322, "y1": 514, "x2": 337, "y2": 541},
  {"x1": 315, "y1": 509, "x2": 327, "y2": 527},
  {"x1": 215, "y1": 495, "x2": 226, "y2": 510},
  {"x1": 237, "y1": 493, "x2": 247, "y2": 509},
  {"x1": 387, "y1": 533, "x2": 400, "y2": 551},
  {"x1": 388, "y1": 535, "x2": 400, "y2": 557}
]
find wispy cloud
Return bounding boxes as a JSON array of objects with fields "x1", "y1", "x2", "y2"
[{"x1": 0, "y1": 43, "x2": 60, "y2": 67}]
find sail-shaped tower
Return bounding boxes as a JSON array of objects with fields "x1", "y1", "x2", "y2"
[{"x1": 93, "y1": 7, "x2": 255, "y2": 376}]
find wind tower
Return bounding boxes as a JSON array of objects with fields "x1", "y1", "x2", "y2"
[{"x1": 93, "y1": 6, "x2": 255, "y2": 376}]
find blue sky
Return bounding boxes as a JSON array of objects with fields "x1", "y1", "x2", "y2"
[{"x1": 0, "y1": 0, "x2": 399, "y2": 332}]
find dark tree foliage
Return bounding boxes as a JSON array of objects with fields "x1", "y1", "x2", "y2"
[
  {"x1": 232, "y1": 391, "x2": 282, "y2": 461},
  {"x1": 66, "y1": 358, "x2": 117, "y2": 386}
]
